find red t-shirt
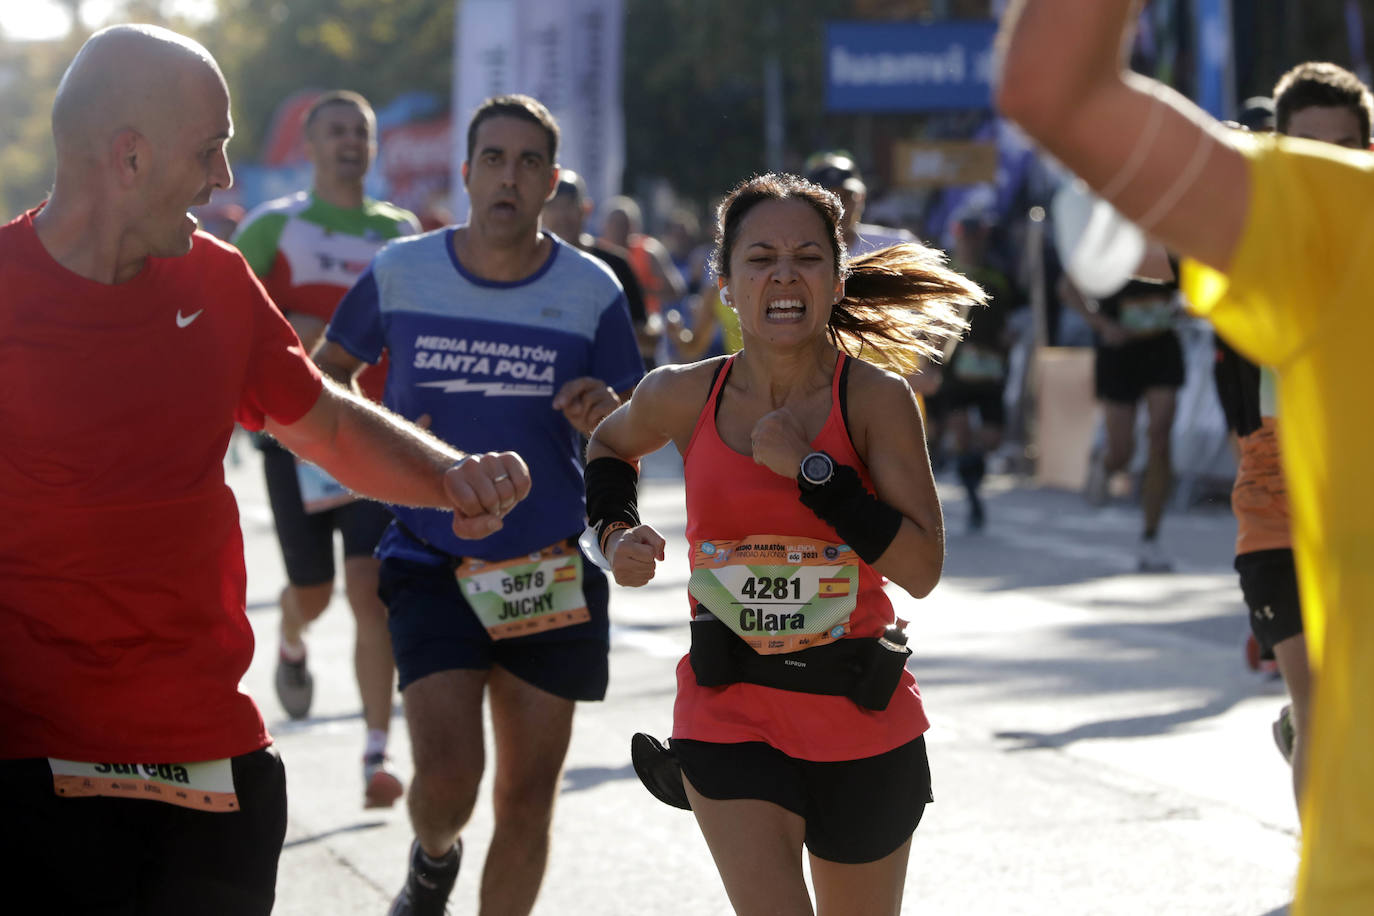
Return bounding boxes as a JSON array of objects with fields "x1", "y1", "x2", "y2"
[
  {"x1": 674, "y1": 354, "x2": 928, "y2": 761},
  {"x1": 0, "y1": 210, "x2": 324, "y2": 762}
]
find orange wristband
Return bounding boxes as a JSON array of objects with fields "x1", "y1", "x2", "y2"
[{"x1": 598, "y1": 521, "x2": 634, "y2": 557}]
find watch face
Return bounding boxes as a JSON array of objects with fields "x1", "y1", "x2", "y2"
[{"x1": 802, "y1": 453, "x2": 833, "y2": 483}]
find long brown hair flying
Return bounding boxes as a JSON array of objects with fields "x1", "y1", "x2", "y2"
[{"x1": 711, "y1": 172, "x2": 982, "y2": 375}]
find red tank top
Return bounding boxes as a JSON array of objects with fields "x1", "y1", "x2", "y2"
[{"x1": 672, "y1": 353, "x2": 928, "y2": 761}]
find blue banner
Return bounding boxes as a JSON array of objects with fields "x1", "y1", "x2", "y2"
[
  {"x1": 825, "y1": 21, "x2": 997, "y2": 113},
  {"x1": 1193, "y1": 0, "x2": 1232, "y2": 118}
]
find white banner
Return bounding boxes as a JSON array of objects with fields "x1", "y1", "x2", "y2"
[{"x1": 452, "y1": 0, "x2": 625, "y2": 217}]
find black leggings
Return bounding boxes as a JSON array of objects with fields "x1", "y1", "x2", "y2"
[{"x1": 0, "y1": 746, "x2": 287, "y2": 915}]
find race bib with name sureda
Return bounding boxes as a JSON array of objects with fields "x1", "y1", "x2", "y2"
[
  {"x1": 688, "y1": 535, "x2": 858, "y2": 654},
  {"x1": 48, "y1": 758, "x2": 238, "y2": 812}
]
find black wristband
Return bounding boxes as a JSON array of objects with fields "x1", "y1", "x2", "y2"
[
  {"x1": 585, "y1": 456, "x2": 640, "y2": 550},
  {"x1": 797, "y1": 463, "x2": 903, "y2": 564}
]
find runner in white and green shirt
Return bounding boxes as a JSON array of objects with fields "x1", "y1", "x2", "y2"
[{"x1": 232, "y1": 90, "x2": 420, "y2": 810}]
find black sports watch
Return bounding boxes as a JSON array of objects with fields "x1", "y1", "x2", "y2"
[{"x1": 797, "y1": 451, "x2": 836, "y2": 490}]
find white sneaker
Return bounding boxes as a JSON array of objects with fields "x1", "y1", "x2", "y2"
[{"x1": 1138, "y1": 539, "x2": 1173, "y2": 573}]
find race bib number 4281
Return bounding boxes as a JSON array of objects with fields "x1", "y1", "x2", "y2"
[{"x1": 688, "y1": 536, "x2": 858, "y2": 654}]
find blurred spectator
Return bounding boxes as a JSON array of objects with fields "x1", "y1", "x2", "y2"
[
  {"x1": 926, "y1": 206, "x2": 1014, "y2": 529},
  {"x1": 1063, "y1": 270, "x2": 1184, "y2": 573},
  {"x1": 599, "y1": 195, "x2": 687, "y2": 367},
  {"x1": 805, "y1": 151, "x2": 917, "y2": 255},
  {"x1": 663, "y1": 207, "x2": 710, "y2": 294},
  {"x1": 1237, "y1": 95, "x2": 1277, "y2": 133},
  {"x1": 658, "y1": 206, "x2": 729, "y2": 363},
  {"x1": 543, "y1": 170, "x2": 650, "y2": 349}
]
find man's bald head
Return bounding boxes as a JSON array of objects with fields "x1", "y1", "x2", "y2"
[{"x1": 52, "y1": 24, "x2": 226, "y2": 158}]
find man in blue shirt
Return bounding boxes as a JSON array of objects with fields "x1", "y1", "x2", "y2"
[{"x1": 316, "y1": 94, "x2": 642, "y2": 916}]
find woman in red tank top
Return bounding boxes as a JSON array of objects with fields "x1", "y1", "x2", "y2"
[{"x1": 585, "y1": 173, "x2": 981, "y2": 914}]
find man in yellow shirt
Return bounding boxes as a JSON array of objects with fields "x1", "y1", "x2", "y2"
[{"x1": 999, "y1": 3, "x2": 1374, "y2": 913}]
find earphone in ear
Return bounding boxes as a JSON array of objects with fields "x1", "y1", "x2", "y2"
[{"x1": 720, "y1": 284, "x2": 731, "y2": 305}]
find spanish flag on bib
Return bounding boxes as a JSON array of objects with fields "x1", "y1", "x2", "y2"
[
  {"x1": 818, "y1": 578, "x2": 850, "y2": 598},
  {"x1": 1181, "y1": 132, "x2": 1374, "y2": 915}
]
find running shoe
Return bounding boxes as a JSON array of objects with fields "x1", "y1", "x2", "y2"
[
  {"x1": 1272, "y1": 704, "x2": 1295, "y2": 765},
  {"x1": 365, "y1": 753, "x2": 405, "y2": 809},
  {"x1": 274, "y1": 651, "x2": 313, "y2": 720},
  {"x1": 1137, "y1": 539, "x2": 1173, "y2": 573},
  {"x1": 388, "y1": 838, "x2": 461, "y2": 916}
]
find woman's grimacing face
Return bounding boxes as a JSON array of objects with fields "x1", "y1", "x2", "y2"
[{"x1": 724, "y1": 198, "x2": 844, "y2": 349}]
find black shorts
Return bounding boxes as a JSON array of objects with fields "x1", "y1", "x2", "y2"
[
  {"x1": 930, "y1": 379, "x2": 1006, "y2": 426},
  {"x1": 379, "y1": 548, "x2": 611, "y2": 700},
  {"x1": 0, "y1": 746, "x2": 287, "y2": 915},
  {"x1": 1094, "y1": 330, "x2": 1185, "y2": 404},
  {"x1": 672, "y1": 734, "x2": 932, "y2": 864},
  {"x1": 1236, "y1": 548, "x2": 1303, "y2": 651},
  {"x1": 261, "y1": 439, "x2": 393, "y2": 586}
]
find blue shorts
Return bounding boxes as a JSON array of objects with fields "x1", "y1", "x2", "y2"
[{"x1": 379, "y1": 547, "x2": 610, "y2": 701}]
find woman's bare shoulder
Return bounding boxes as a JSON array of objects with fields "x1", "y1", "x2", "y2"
[{"x1": 630, "y1": 356, "x2": 730, "y2": 429}]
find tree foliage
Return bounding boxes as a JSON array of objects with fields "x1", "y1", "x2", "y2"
[
  {"x1": 202, "y1": 0, "x2": 454, "y2": 162},
  {"x1": 0, "y1": 0, "x2": 455, "y2": 217},
  {"x1": 621, "y1": 0, "x2": 858, "y2": 208},
  {"x1": 4, "y1": 0, "x2": 1374, "y2": 221},
  {"x1": 0, "y1": 36, "x2": 73, "y2": 215}
]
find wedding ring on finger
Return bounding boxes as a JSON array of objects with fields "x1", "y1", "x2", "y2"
[{"x1": 492, "y1": 473, "x2": 510, "y2": 483}]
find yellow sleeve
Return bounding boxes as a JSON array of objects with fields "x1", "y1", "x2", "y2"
[{"x1": 1182, "y1": 133, "x2": 1374, "y2": 368}]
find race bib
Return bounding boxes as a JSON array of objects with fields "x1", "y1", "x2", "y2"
[
  {"x1": 48, "y1": 757, "x2": 238, "y2": 813},
  {"x1": 296, "y1": 459, "x2": 357, "y2": 514},
  {"x1": 456, "y1": 541, "x2": 589, "y2": 640},
  {"x1": 952, "y1": 344, "x2": 1007, "y2": 382},
  {"x1": 688, "y1": 536, "x2": 858, "y2": 655}
]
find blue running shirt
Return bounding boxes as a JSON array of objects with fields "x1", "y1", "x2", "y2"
[{"x1": 327, "y1": 230, "x2": 643, "y2": 562}]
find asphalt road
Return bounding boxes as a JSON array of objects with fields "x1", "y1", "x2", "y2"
[{"x1": 226, "y1": 444, "x2": 1297, "y2": 915}]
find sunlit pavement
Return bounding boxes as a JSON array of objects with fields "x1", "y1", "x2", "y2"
[{"x1": 228, "y1": 444, "x2": 1295, "y2": 915}]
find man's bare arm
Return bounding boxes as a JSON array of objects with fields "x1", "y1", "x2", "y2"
[
  {"x1": 997, "y1": 0, "x2": 1249, "y2": 271},
  {"x1": 266, "y1": 379, "x2": 529, "y2": 539}
]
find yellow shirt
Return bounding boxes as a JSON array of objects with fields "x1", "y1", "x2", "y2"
[{"x1": 1183, "y1": 132, "x2": 1374, "y2": 914}]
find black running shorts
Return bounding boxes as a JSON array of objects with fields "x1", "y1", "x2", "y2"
[
  {"x1": 1094, "y1": 330, "x2": 1185, "y2": 404},
  {"x1": 261, "y1": 438, "x2": 393, "y2": 586},
  {"x1": 379, "y1": 548, "x2": 610, "y2": 700},
  {"x1": 1235, "y1": 547, "x2": 1304, "y2": 651},
  {"x1": 672, "y1": 734, "x2": 933, "y2": 864},
  {"x1": 0, "y1": 746, "x2": 287, "y2": 915}
]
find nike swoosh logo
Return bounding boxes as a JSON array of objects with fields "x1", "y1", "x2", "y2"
[{"x1": 176, "y1": 309, "x2": 204, "y2": 328}]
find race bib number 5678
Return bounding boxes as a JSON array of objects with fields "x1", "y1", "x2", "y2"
[{"x1": 456, "y1": 542, "x2": 588, "y2": 640}]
